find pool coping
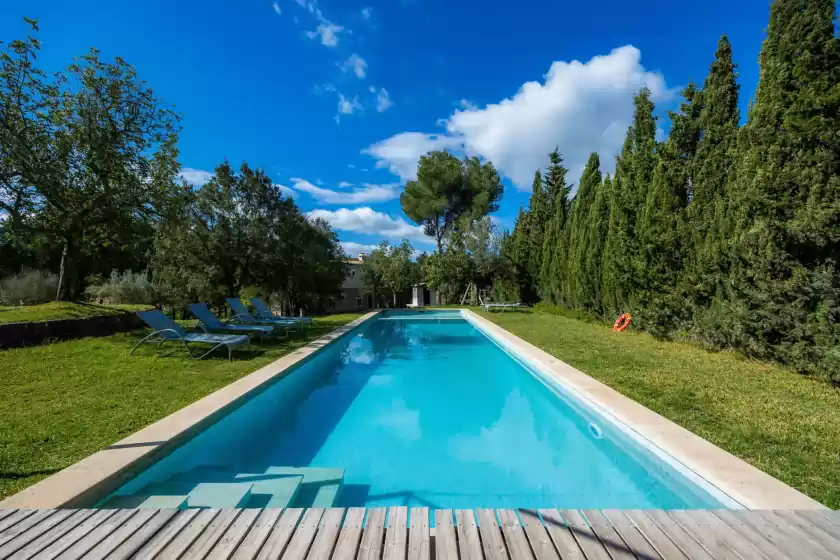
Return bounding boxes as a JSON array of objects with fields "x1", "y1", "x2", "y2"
[
  {"x1": 0, "y1": 311, "x2": 380, "y2": 509},
  {"x1": 462, "y1": 309, "x2": 827, "y2": 511}
]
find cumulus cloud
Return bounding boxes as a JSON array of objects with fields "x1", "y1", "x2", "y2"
[
  {"x1": 364, "y1": 45, "x2": 670, "y2": 189},
  {"x1": 363, "y1": 133, "x2": 461, "y2": 181},
  {"x1": 373, "y1": 88, "x2": 393, "y2": 112},
  {"x1": 307, "y1": 22, "x2": 343, "y2": 47},
  {"x1": 341, "y1": 54, "x2": 367, "y2": 79},
  {"x1": 291, "y1": 178, "x2": 399, "y2": 204},
  {"x1": 272, "y1": 2, "x2": 281, "y2": 15},
  {"x1": 341, "y1": 241, "x2": 379, "y2": 257},
  {"x1": 179, "y1": 168, "x2": 213, "y2": 187},
  {"x1": 308, "y1": 207, "x2": 432, "y2": 244}
]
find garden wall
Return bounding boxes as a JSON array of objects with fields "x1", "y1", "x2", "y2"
[{"x1": 0, "y1": 312, "x2": 146, "y2": 349}]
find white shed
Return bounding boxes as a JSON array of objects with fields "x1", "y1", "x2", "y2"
[{"x1": 409, "y1": 283, "x2": 438, "y2": 308}]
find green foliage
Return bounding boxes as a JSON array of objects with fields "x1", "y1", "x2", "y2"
[
  {"x1": 566, "y1": 153, "x2": 602, "y2": 310},
  {"x1": 84, "y1": 270, "x2": 155, "y2": 305},
  {"x1": 401, "y1": 151, "x2": 503, "y2": 252},
  {"x1": 0, "y1": 269, "x2": 58, "y2": 305},
  {"x1": 363, "y1": 240, "x2": 418, "y2": 306},
  {"x1": 583, "y1": 174, "x2": 611, "y2": 316}
]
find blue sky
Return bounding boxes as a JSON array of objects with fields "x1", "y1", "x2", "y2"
[{"x1": 1, "y1": 0, "x2": 780, "y2": 256}]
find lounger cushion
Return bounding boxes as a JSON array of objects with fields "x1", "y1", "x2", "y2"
[{"x1": 183, "y1": 333, "x2": 250, "y2": 345}]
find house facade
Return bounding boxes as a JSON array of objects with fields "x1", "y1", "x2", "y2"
[{"x1": 332, "y1": 254, "x2": 372, "y2": 313}]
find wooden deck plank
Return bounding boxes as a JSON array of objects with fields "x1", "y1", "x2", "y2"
[
  {"x1": 593, "y1": 509, "x2": 662, "y2": 560},
  {"x1": 107, "y1": 508, "x2": 180, "y2": 560},
  {"x1": 0, "y1": 510, "x2": 36, "y2": 537},
  {"x1": 7, "y1": 510, "x2": 95, "y2": 560},
  {"x1": 407, "y1": 507, "x2": 430, "y2": 560},
  {"x1": 769, "y1": 510, "x2": 840, "y2": 556},
  {"x1": 639, "y1": 510, "x2": 714, "y2": 560},
  {"x1": 59, "y1": 509, "x2": 138, "y2": 560},
  {"x1": 607, "y1": 510, "x2": 686, "y2": 560},
  {"x1": 434, "y1": 510, "x2": 458, "y2": 560},
  {"x1": 183, "y1": 509, "x2": 242, "y2": 559},
  {"x1": 78, "y1": 508, "x2": 159, "y2": 560},
  {"x1": 157, "y1": 508, "x2": 222, "y2": 559},
  {"x1": 133, "y1": 509, "x2": 201, "y2": 560},
  {"x1": 557, "y1": 510, "x2": 611, "y2": 560},
  {"x1": 536, "y1": 510, "x2": 584, "y2": 560},
  {"x1": 0, "y1": 510, "x2": 17, "y2": 524},
  {"x1": 254, "y1": 508, "x2": 304, "y2": 560},
  {"x1": 517, "y1": 510, "x2": 557, "y2": 560},
  {"x1": 36, "y1": 509, "x2": 116, "y2": 560},
  {"x1": 710, "y1": 510, "x2": 791, "y2": 560},
  {"x1": 0, "y1": 509, "x2": 73, "y2": 558},
  {"x1": 662, "y1": 510, "x2": 742, "y2": 560},
  {"x1": 383, "y1": 507, "x2": 408, "y2": 560},
  {"x1": 230, "y1": 508, "x2": 284, "y2": 560},
  {"x1": 331, "y1": 507, "x2": 366, "y2": 560},
  {"x1": 580, "y1": 509, "x2": 638, "y2": 560},
  {"x1": 688, "y1": 510, "x2": 765, "y2": 560},
  {"x1": 455, "y1": 510, "x2": 482, "y2": 560},
  {"x1": 0, "y1": 509, "x2": 56, "y2": 548},
  {"x1": 283, "y1": 508, "x2": 326, "y2": 560},
  {"x1": 205, "y1": 508, "x2": 263, "y2": 560},
  {"x1": 790, "y1": 510, "x2": 840, "y2": 541},
  {"x1": 476, "y1": 509, "x2": 508, "y2": 560},
  {"x1": 497, "y1": 509, "x2": 533, "y2": 560},
  {"x1": 306, "y1": 508, "x2": 345, "y2": 560},
  {"x1": 358, "y1": 508, "x2": 387, "y2": 560},
  {"x1": 730, "y1": 510, "x2": 835, "y2": 560}
]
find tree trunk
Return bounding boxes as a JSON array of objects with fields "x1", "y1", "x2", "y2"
[
  {"x1": 55, "y1": 238, "x2": 69, "y2": 302},
  {"x1": 393, "y1": 290, "x2": 397, "y2": 307}
]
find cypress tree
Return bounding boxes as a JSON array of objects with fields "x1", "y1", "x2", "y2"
[
  {"x1": 583, "y1": 174, "x2": 611, "y2": 315},
  {"x1": 724, "y1": 0, "x2": 840, "y2": 375},
  {"x1": 539, "y1": 150, "x2": 572, "y2": 304},
  {"x1": 509, "y1": 207, "x2": 537, "y2": 303},
  {"x1": 567, "y1": 153, "x2": 602, "y2": 309},
  {"x1": 636, "y1": 84, "x2": 702, "y2": 335},
  {"x1": 601, "y1": 132, "x2": 634, "y2": 316},
  {"x1": 527, "y1": 170, "x2": 549, "y2": 288}
]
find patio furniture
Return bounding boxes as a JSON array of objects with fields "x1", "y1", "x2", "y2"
[
  {"x1": 187, "y1": 303, "x2": 279, "y2": 341},
  {"x1": 132, "y1": 309, "x2": 250, "y2": 360},
  {"x1": 250, "y1": 297, "x2": 313, "y2": 326},
  {"x1": 482, "y1": 302, "x2": 526, "y2": 312},
  {"x1": 226, "y1": 298, "x2": 307, "y2": 332}
]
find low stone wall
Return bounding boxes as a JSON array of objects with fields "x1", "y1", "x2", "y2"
[{"x1": 0, "y1": 311, "x2": 146, "y2": 349}]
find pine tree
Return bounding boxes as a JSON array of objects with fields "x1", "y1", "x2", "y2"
[
  {"x1": 567, "y1": 153, "x2": 601, "y2": 309},
  {"x1": 724, "y1": 0, "x2": 840, "y2": 375},
  {"x1": 686, "y1": 36, "x2": 740, "y2": 312},
  {"x1": 635, "y1": 84, "x2": 701, "y2": 335},
  {"x1": 584, "y1": 174, "x2": 612, "y2": 315},
  {"x1": 540, "y1": 150, "x2": 572, "y2": 304}
]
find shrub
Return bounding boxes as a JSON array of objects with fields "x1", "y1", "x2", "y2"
[
  {"x1": 85, "y1": 270, "x2": 155, "y2": 305},
  {"x1": 0, "y1": 269, "x2": 58, "y2": 305}
]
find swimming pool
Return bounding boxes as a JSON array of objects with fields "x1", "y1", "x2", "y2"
[{"x1": 105, "y1": 309, "x2": 733, "y2": 510}]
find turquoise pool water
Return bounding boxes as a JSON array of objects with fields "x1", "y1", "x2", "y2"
[{"x1": 112, "y1": 310, "x2": 729, "y2": 509}]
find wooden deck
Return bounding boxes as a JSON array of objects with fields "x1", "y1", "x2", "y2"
[{"x1": 0, "y1": 507, "x2": 838, "y2": 559}]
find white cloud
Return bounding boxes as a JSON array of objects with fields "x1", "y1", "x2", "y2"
[
  {"x1": 308, "y1": 207, "x2": 432, "y2": 244},
  {"x1": 341, "y1": 241, "x2": 378, "y2": 256},
  {"x1": 361, "y1": 7, "x2": 372, "y2": 19},
  {"x1": 374, "y1": 88, "x2": 393, "y2": 112},
  {"x1": 459, "y1": 99, "x2": 477, "y2": 110},
  {"x1": 307, "y1": 22, "x2": 343, "y2": 47},
  {"x1": 275, "y1": 184, "x2": 299, "y2": 199},
  {"x1": 291, "y1": 178, "x2": 398, "y2": 204},
  {"x1": 364, "y1": 45, "x2": 670, "y2": 190},
  {"x1": 338, "y1": 181, "x2": 353, "y2": 188},
  {"x1": 363, "y1": 133, "x2": 461, "y2": 181},
  {"x1": 272, "y1": 2, "x2": 281, "y2": 15},
  {"x1": 338, "y1": 94, "x2": 362, "y2": 115},
  {"x1": 340, "y1": 54, "x2": 367, "y2": 79},
  {"x1": 179, "y1": 168, "x2": 213, "y2": 187}
]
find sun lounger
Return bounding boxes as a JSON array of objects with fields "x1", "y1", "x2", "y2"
[
  {"x1": 482, "y1": 302, "x2": 526, "y2": 312},
  {"x1": 132, "y1": 309, "x2": 250, "y2": 360},
  {"x1": 226, "y1": 298, "x2": 307, "y2": 332},
  {"x1": 187, "y1": 303, "x2": 278, "y2": 341},
  {"x1": 250, "y1": 297, "x2": 313, "y2": 325}
]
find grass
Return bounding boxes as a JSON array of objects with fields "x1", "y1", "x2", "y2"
[
  {"x1": 0, "y1": 302, "x2": 151, "y2": 324},
  {"x1": 478, "y1": 308, "x2": 840, "y2": 509},
  {"x1": 0, "y1": 313, "x2": 362, "y2": 500}
]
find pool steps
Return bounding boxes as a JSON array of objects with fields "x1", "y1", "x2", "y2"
[{"x1": 101, "y1": 466, "x2": 345, "y2": 509}]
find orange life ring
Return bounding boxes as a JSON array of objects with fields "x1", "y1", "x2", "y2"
[{"x1": 613, "y1": 313, "x2": 632, "y2": 332}]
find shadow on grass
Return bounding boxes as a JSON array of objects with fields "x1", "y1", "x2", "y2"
[{"x1": 0, "y1": 468, "x2": 63, "y2": 481}]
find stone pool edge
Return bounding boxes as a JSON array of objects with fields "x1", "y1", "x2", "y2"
[
  {"x1": 461, "y1": 309, "x2": 826, "y2": 511},
  {"x1": 0, "y1": 311, "x2": 379, "y2": 509}
]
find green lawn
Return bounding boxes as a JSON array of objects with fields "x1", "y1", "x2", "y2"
[
  {"x1": 0, "y1": 302, "x2": 151, "y2": 324},
  {"x1": 0, "y1": 313, "x2": 361, "y2": 500},
  {"x1": 479, "y1": 309, "x2": 840, "y2": 509}
]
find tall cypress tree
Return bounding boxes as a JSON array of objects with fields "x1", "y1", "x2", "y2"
[
  {"x1": 584, "y1": 174, "x2": 612, "y2": 315},
  {"x1": 527, "y1": 170, "x2": 549, "y2": 288},
  {"x1": 601, "y1": 134, "x2": 633, "y2": 316},
  {"x1": 539, "y1": 150, "x2": 572, "y2": 304},
  {"x1": 509, "y1": 207, "x2": 537, "y2": 303},
  {"x1": 636, "y1": 84, "x2": 702, "y2": 335},
  {"x1": 567, "y1": 153, "x2": 602, "y2": 309},
  {"x1": 724, "y1": 0, "x2": 840, "y2": 374}
]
